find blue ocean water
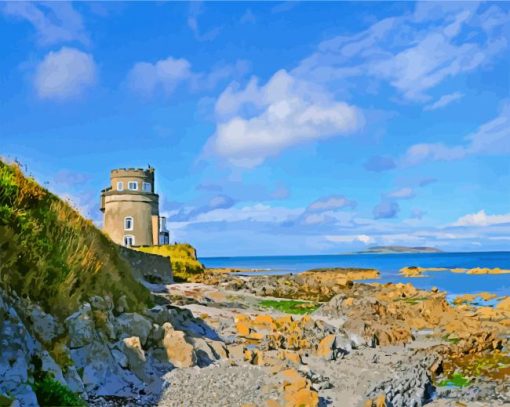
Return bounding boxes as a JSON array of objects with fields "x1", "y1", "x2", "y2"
[{"x1": 200, "y1": 252, "x2": 510, "y2": 297}]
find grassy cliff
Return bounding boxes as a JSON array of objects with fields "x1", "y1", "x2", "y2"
[
  {"x1": 135, "y1": 243, "x2": 205, "y2": 281},
  {"x1": 0, "y1": 160, "x2": 152, "y2": 318}
]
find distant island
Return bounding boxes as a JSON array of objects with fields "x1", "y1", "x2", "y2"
[{"x1": 357, "y1": 246, "x2": 443, "y2": 254}]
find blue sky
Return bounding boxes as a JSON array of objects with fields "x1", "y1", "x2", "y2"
[{"x1": 1, "y1": 1, "x2": 510, "y2": 256}]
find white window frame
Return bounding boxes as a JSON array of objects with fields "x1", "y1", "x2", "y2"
[
  {"x1": 124, "y1": 216, "x2": 134, "y2": 231},
  {"x1": 143, "y1": 182, "x2": 151, "y2": 192},
  {"x1": 128, "y1": 181, "x2": 138, "y2": 191},
  {"x1": 117, "y1": 181, "x2": 124, "y2": 191},
  {"x1": 123, "y1": 235, "x2": 135, "y2": 247}
]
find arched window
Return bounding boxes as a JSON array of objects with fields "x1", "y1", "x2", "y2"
[
  {"x1": 123, "y1": 235, "x2": 135, "y2": 247},
  {"x1": 124, "y1": 216, "x2": 134, "y2": 231}
]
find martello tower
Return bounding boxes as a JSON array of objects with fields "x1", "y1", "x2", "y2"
[{"x1": 100, "y1": 167, "x2": 169, "y2": 247}]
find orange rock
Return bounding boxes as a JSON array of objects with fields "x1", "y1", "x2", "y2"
[
  {"x1": 284, "y1": 388, "x2": 319, "y2": 407},
  {"x1": 343, "y1": 297, "x2": 354, "y2": 306},
  {"x1": 266, "y1": 400, "x2": 280, "y2": 407},
  {"x1": 316, "y1": 334, "x2": 336, "y2": 359},
  {"x1": 374, "y1": 393, "x2": 386, "y2": 407},
  {"x1": 496, "y1": 296, "x2": 510, "y2": 311},
  {"x1": 254, "y1": 314, "x2": 276, "y2": 329}
]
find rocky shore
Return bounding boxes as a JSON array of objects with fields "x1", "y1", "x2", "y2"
[{"x1": 2, "y1": 266, "x2": 510, "y2": 406}]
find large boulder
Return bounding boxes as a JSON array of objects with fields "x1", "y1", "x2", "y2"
[
  {"x1": 114, "y1": 313, "x2": 152, "y2": 346},
  {"x1": 161, "y1": 323, "x2": 196, "y2": 368},
  {"x1": 65, "y1": 303, "x2": 96, "y2": 348}
]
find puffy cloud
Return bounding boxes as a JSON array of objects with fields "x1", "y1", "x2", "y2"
[
  {"x1": 34, "y1": 47, "x2": 96, "y2": 101},
  {"x1": 128, "y1": 57, "x2": 193, "y2": 97},
  {"x1": 2, "y1": 1, "x2": 88, "y2": 46},
  {"x1": 364, "y1": 155, "x2": 396, "y2": 172},
  {"x1": 208, "y1": 70, "x2": 364, "y2": 167},
  {"x1": 452, "y1": 210, "x2": 510, "y2": 227},
  {"x1": 424, "y1": 92, "x2": 464, "y2": 111},
  {"x1": 373, "y1": 200, "x2": 399, "y2": 219}
]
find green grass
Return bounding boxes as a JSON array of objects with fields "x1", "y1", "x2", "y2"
[
  {"x1": 0, "y1": 160, "x2": 152, "y2": 319},
  {"x1": 259, "y1": 299, "x2": 320, "y2": 314},
  {"x1": 135, "y1": 243, "x2": 205, "y2": 281},
  {"x1": 33, "y1": 374, "x2": 85, "y2": 406},
  {"x1": 437, "y1": 372, "x2": 471, "y2": 387},
  {"x1": 0, "y1": 394, "x2": 13, "y2": 407}
]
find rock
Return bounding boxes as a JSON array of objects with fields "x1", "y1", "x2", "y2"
[
  {"x1": 114, "y1": 313, "x2": 152, "y2": 346},
  {"x1": 161, "y1": 322, "x2": 196, "y2": 368},
  {"x1": 189, "y1": 337, "x2": 217, "y2": 366},
  {"x1": 89, "y1": 295, "x2": 113, "y2": 311},
  {"x1": 496, "y1": 296, "x2": 510, "y2": 311},
  {"x1": 65, "y1": 303, "x2": 96, "y2": 348},
  {"x1": 226, "y1": 344, "x2": 245, "y2": 360},
  {"x1": 64, "y1": 365, "x2": 86, "y2": 394},
  {"x1": 317, "y1": 335, "x2": 336, "y2": 360},
  {"x1": 281, "y1": 368, "x2": 319, "y2": 407},
  {"x1": 206, "y1": 340, "x2": 228, "y2": 359},
  {"x1": 30, "y1": 305, "x2": 63, "y2": 345},
  {"x1": 121, "y1": 337, "x2": 147, "y2": 381},
  {"x1": 116, "y1": 295, "x2": 129, "y2": 314}
]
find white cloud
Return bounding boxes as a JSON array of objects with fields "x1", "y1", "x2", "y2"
[
  {"x1": 128, "y1": 57, "x2": 193, "y2": 97},
  {"x1": 2, "y1": 2, "x2": 88, "y2": 46},
  {"x1": 325, "y1": 234, "x2": 374, "y2": 244},
  {"x1": 127, "y1": 56, "x2": 249, "y2": 97},
  {"x1": 208, "y1": 70, "x2": 364, "y2": 167},
  {"x1": 401, "y1": 102, "x2": 510, "y2": 166},
  {"x1": 307, "y1": 195, "x2": 356, "y2": 211},
  {"x1": 453, "y1": 210, "x2": 510, "y2": 227},
  {"x1": 294, "y1": 3, "x2": 509, "y2": 101},
  {"x1": 168, "y1": 203, "x2": 302, "y2": 225},
  {"x1": 188, "y1": 1, "x2": 221, "y2": 42},
  {"x1": 387, "y1": 187, "x2": 415, "y2": 199},
  {"x1": 34, "y1": 47, "x2": 96, "y2": 101},
  {"x1": 424, "y1": 92, "x2": 464, "y2": 111}
]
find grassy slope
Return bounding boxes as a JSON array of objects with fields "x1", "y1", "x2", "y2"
[
  {"x1": 135, "y1": 244, "x2": 204, "y2": 281},
  {"x1": 0, "y1": 160, "x2": 152, "y2": 318}
]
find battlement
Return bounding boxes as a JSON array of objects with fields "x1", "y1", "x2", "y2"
[{"x1": 111, "y1": 167, "x2": 155, "y2": 178}]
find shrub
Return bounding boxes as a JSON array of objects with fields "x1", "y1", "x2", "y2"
[{"x1": 33, "y1": 373, "x2": 85, "y2": 407}]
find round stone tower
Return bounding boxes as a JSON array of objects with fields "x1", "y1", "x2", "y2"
[{"x1": 100, "y1": 167, "x2": 160, "y2": 247}]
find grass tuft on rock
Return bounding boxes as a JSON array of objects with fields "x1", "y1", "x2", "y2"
[
  {"x1": 259, "y1": 299, "x2": 320, "y2": 315},
  {"x1": 0, "y1": 160, "x2": 152, "y2": 318},
  {"x1": 33, "y1": 373, "x2": 85, "y2": 406}
]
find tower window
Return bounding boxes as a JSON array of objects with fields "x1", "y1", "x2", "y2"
[
  {"x1": 124, "y1": 216, "x2": 134, "y2": 231},
  {"x1": 117, "y1": 181, "x2": 124, "y2": 191},
  {"x1": 128, "y1": 181, "x2": 138, "y2": 190},
  {"x1": 123, "y1": 235, "x2": 135, "y2": 247},
  {"x1": 143, "y1": 182, "x2": 151, "y2": 192}
]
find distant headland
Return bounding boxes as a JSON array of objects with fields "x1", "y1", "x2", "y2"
[{"x1": 357, "y1": 245, "x2": 443, "y2": 254}]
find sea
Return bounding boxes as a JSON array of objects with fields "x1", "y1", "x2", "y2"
[{"x1": 200, "y1": 252, "x2": 510, "y2": 300}]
